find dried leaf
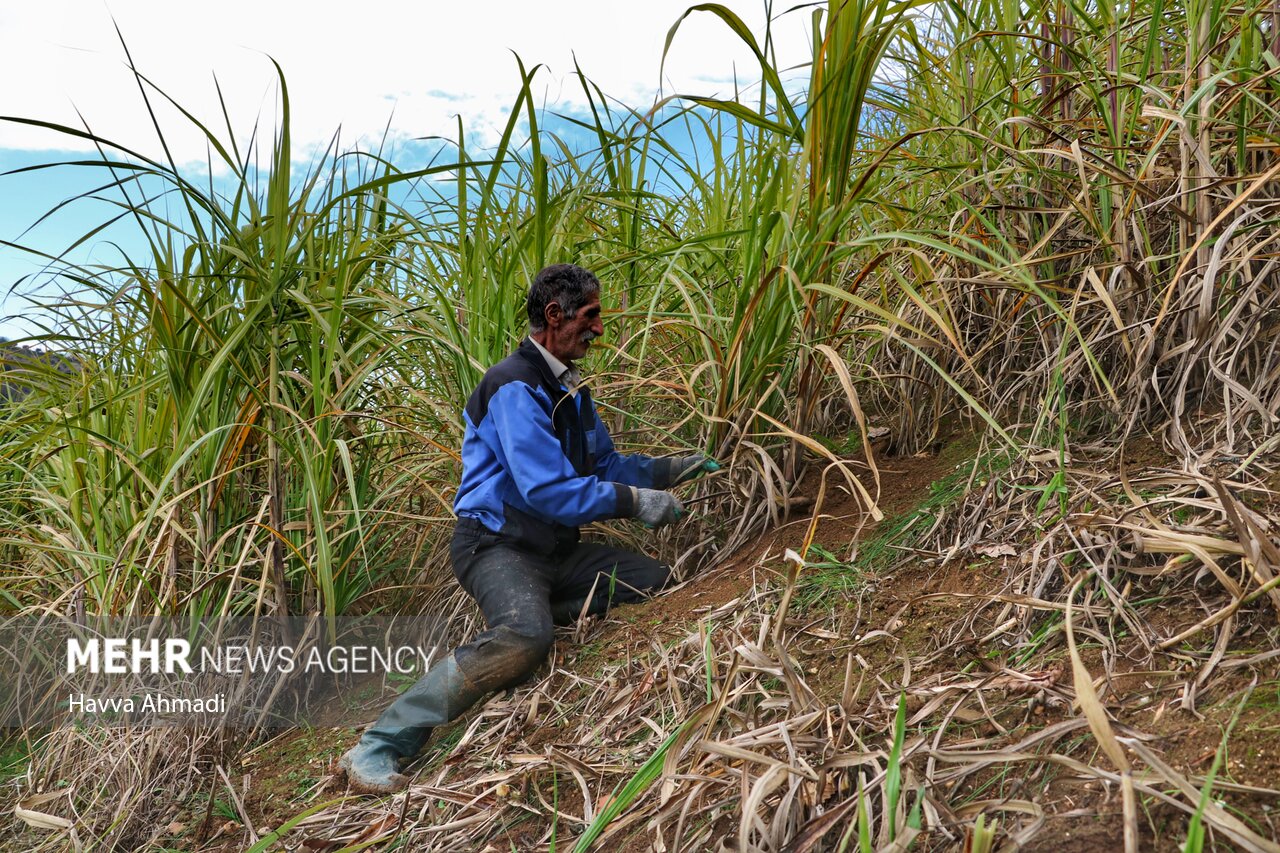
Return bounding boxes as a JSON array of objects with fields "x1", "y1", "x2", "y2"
[
  {"x1": 1065, "y1": 579, "x2": 1130, "y2": 773},
  {"x1": 14, "y1": 804, "x2": 73, "y2": 832}
]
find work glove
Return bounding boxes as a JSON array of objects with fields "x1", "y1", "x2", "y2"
[
  {"x1": 635, "y1": 488, "x2": 685, "y2": 528},
  {"x1": 674, "y1": 454, "x2": 721, "y2": 484}
]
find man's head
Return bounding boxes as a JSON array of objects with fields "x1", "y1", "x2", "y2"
[{"x1": 527, "y1": 263, "x2": 604, "y2": 364}]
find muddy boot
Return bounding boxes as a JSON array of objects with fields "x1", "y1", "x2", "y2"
[
  {"x1": 340, "y1": 653, "x2": 483, "y2": 794},
  {"x1": 337, "y1": 740, "x2": 407, "y2": 795}
]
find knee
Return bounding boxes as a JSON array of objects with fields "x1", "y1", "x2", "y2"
[
  {"x1": 500, "y1": 623, "x2": 554, "y2": 668},
  {"x1": 458, "y1": 623, "x2": 553, "y2": 690},
  {"x1": 617, "y1": 562, "x2": 671, "y2": 602},
  {"x1": 645, "y1": 563, "x2": 672, "y2": 593}
]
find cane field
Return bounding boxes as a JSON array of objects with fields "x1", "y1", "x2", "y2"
[{"x1": 2, "y1": 0, "x2": 1280, "y2": 849}]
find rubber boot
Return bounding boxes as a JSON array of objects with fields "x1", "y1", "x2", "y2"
[
  {"x1": 339, "y1": 652, "x2": 484, "y2": 794},
  {"x1": 337, "y1": 740, "x2": 406, "y2": 795}
]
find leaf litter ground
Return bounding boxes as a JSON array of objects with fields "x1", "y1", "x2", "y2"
[{"x1": 60, "y1": 428, "x2": 1280, "y2": 851}]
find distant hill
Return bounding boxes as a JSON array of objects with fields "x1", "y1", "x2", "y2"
[{"x1": 0, "y1": 340, "x2": 79, "y2": 403}]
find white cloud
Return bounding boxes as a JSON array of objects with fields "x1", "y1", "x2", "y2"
[{"x1": 1, "y1": 0, "x2": 814, "y2": 163}]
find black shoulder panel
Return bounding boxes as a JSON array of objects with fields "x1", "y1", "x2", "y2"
[{"x1": 464, "y1": 339, "x2": 561, "y2": 425}]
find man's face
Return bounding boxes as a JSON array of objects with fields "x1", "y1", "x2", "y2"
[{"x1": 545, "y1": 292, "x2": 604, "y2": 364}]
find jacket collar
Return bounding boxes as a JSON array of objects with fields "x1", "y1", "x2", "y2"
[
  {"x1": 516, "y1": 337, "x2": 562, "y2": 393},
  {"x1": 519, "y1": 336, "x2": 584, "y2": 395}
]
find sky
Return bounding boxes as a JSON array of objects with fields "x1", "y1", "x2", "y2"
[{"x1": 0, "y1": 1, "x2": 815, "y2": 340}]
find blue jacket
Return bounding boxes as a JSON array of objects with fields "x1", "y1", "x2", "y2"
[{"x1": 454, "y1": 338, "x2": 682, "y2": 553}]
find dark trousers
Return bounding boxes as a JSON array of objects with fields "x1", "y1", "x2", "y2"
[
  {"x1": 362, "y1": 519, "x2": 670, "y2": 757},
  {"x1": 450, "y1": 514, "x2": 670, "y2": 686}
]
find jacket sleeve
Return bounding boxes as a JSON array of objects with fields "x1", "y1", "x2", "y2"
[
  {"x1": 483, "y1": 382, "x2": 636, "y2": 525},
  {"x1": 591, "y1": 412, "x2": 682, "y2": 489}
]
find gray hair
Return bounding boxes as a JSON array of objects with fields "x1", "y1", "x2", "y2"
[{"x1": 526, "y1": 264, "x2": 600, "y2": 333}]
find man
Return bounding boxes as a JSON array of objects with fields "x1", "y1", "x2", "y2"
[{"x1": 339, "y1": 263, "x2": 717, "y2": 793}]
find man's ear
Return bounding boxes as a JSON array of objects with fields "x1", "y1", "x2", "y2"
[{"x1": 544, "y1": 301, "x2": 563, "y2": 329}]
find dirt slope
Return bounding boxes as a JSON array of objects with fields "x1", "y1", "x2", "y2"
[{"x1": 165, "y1": 432, "x2": 1280, "y2": 851}]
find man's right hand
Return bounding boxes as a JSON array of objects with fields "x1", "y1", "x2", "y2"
[
  {"x1": 674, "y1": 454, "x2": 721, "y2": 484},
  {"x1": 635, "y1": 489, "x2": 685, "y2": 527}
]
